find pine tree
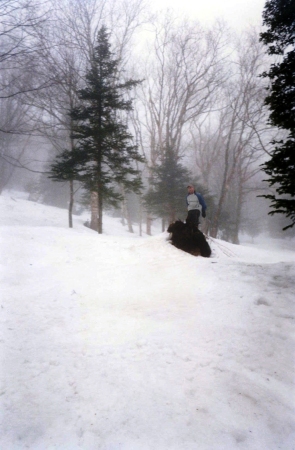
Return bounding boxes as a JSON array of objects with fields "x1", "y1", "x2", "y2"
[
  {"x1": 260, "y1": 0, "x2": 295, "y2": 230},
  {"x1": 50, "y1": 26, "x2": 144, "y2": 233},
  {"x1": 144, "y1": 149, "x2": 205, "y2": 225}
]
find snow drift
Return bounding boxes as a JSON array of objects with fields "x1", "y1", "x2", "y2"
[{"x1": 0, "y1": 191, "x2": 294, "y2": 449}]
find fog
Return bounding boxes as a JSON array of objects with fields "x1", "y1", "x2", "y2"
[
  {"x1": 150, "y1": 0, "x2": 266, "y2": 29},
  {"x1": 0, "y1": 0, "x2": 294, "y2": 241}
]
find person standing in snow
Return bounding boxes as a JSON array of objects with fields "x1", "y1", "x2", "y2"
[{"x1": 186, "y1": 184, "x2": 207, "y2": 227}]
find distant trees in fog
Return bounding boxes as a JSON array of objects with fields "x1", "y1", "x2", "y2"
[{"x1": 0, "y1": 0, "x2": 291, "y2": 240}]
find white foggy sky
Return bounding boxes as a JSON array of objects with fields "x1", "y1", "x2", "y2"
[{"x1": 151, "y1": 0, "x2": 266, "y2": 29}]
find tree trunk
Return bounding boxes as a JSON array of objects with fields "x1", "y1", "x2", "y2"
[
  {"x1": 127, "y1": 210, "x2": 134, "y2": 233},
  {"x1": 90, "y1": 191, "x2": 99, "y2": 231},
  {"x1": 146, "y1": 216, "x2": 152, "y2": 235},
  {"x1": 231, "y1": 168, "x2": 243, "y2": 245},
  {"x1": 68, "y1": 117, "x2": 75, "y2": 228},
  {"x1": 69, "y1": 180, "x2": 74, "y2": 228},
  {"x1": 97, "y1": 157, "x2": 103, "y2": 234},
  {"x1": 121, "y1": 200, "x2": 126, "y2": 226},
  {"x1": 121, "y1": 186, "x2": 133, "y2": 233},
  {"x1": 98, "y1": 188, "x2": 103, "y2": 234},
  {"x1": 231, "y1": 222, "x2": 240, "y2": 245},
  {"x1": 139, "y1": 204, "x2": 142, "y2": 237},
  {"x1": 210, "y1": 196, "x2": 225, "y2": 238},
  {"x1": 210, "y1": 138, "x2": 231, "y2": 238}
]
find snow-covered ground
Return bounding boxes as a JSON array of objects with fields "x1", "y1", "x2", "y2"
[{"x1": 0, "y1": 191, "x2": 294, "y2": 450}]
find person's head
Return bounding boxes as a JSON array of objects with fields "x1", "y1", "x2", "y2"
[{"x1": 187, "y1": 184, "x2": 195, "y2": 194}]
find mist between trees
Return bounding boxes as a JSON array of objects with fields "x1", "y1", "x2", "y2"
[{"x1": 0, "y1": 0, "x2": 293, "y2": 242}]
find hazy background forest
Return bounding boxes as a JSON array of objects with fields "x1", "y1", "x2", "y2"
[{"x1": 1, "y1": 0, "x2": 294, "y2": 243}]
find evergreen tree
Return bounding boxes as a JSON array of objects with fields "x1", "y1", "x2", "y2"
[
  {"x1": 50, "y1": 26, "x2": 144, "y2": 233},
  {"x1": 144, "y1": 149, "x2": 205, "y2": 224},
  {"x1": 260, "y1": 0, "x2": 295, "y2": 230}
]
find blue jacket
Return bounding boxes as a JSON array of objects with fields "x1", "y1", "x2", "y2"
[{"x1": 186, "y1": 192, "x2": 207, "y2": 212}]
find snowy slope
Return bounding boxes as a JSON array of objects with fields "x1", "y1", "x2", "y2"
[{"x1": 0, "y1": 191, "x2": 294, "y2": 450}]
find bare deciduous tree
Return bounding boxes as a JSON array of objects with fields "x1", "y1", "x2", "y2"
[
  {"x1": 133, "y1": 15, "x2": 228, "y2": 229},
  {"x1": 191, "y1": 30, "x2": 277, "y2": 242}
]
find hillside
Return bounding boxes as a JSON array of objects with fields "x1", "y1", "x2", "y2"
[{"x1": 0, "y1": 191, "x2": 294, "y2": 450}]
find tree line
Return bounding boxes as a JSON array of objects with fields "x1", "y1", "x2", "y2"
[{"x1": 0, "y1": 0, "x2": 294, "y2": 241}]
